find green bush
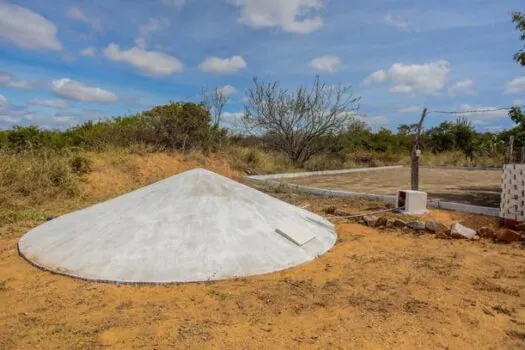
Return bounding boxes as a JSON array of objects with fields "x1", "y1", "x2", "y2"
[{"x1": 70, "y1": 155, "x2": 93, "y2": 175}]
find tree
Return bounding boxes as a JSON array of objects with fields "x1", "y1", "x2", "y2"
[
  {"x1": 143, "y1": 102, "x2": 225, "y2": 151},
  {"x1": 508, "y1": 106, "x2": 525, "y2": 148},
  {"x1": 201, "y1": 87, "x2": 229, "y2": 128},
  {"x1": 506, "y1": 12, "x2": 525, "y2": 144},
  {"x1": 397, "y1": 123, "x2": 418, "y2": 135},
  {"x1": 242, "y1": 76, "x2": 360, "y2": 167},
  {"x1": 512, "y1": 11, "x2": 525, "y2": 66},
  {"x1": 509, "y1": 106, "x2": 524, "y2": 126},
  {"x1": 452, "y1": 117, "x2": 477, "y2": 161}
]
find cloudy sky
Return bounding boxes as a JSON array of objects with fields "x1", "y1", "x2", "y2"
[{"x1": 0, "y1": 0, "x2": 524, "y2": 131}]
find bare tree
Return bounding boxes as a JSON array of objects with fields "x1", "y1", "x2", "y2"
[
  {"x1": 201, "y1": 87, "x2": 229, "y2": 128},
  {"x1": 242, "y1": 76, "x2": 360, "y2": 167}
]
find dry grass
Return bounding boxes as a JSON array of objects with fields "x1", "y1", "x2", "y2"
[
  {"x1": 223, "y1": 146, "x2": 294, "y2": 175},
  {"x1": 0, "y1": 147, "x2": 238, "y2": 236}
]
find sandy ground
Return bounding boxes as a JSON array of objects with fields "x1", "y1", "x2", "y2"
[
  {"x1": 1, "y1": 192, "x2": 524, "y2": 349},
  {"x1": 278, "y1": 167, "x2": 502, "y2": 207}
]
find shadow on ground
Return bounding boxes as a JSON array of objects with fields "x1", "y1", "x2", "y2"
[{"x1": 426, "y1": 185, "x2": 501, "y2": 207}]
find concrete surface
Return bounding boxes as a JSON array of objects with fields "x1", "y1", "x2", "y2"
[
  {"x1": 246, "y1": 177, "x2": 500, "y2": 217},
  {"x1": 247, "y1": 165, "x2": 403, "y2": 180},
  {"x1": 18, "y1": 169, "x2": 337, "y2": 284},
  {"x1": 245, "y1": 177, "x2": 398, "y2": 204}
]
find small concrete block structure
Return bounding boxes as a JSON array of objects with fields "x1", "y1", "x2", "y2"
[
  {"x1": 500, "y1": 164, "x2": 525, "y2": 226},
  {"x1": 397, "y1": 190, "x2": 429, "y2": 215}
]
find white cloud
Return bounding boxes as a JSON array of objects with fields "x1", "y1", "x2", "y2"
[
  {"x1": 397, "y1": 105, "x2": 421, "y2": 113},
  {"x1": 362, "y1": 70, "x2": 387, "y2": 85},
  {"x1": 222, "y1": 111, "x2": 245, "y2": 129},
  {"x1": 80, "y1": 47, "x2": 96, "y2": 56},
  {"x1": 309, "y1": 55, "x2": 342, "y2": 73},
  {"x1": 355, "y1": 114, "x2": 390, "y2": 129},
  {"x1": 0, "y1": 72, "x2": 36, "y2": 90},
  {"x1": 227, "y1": 0, "x2": 324, "y2": 34},
  {"x1": 103, "y1": 43, "x2": 183, "y2": 77},
  {"x1": 448, "y1": 79, "x2": 475, "y2": 96},
  {"x1": 219, "y1": 85, "x2": 237, "y2": 96},
  {"x1": 0, "y1": 105, "x2": 35, "y2": 126},
  {"x1": 52, "y1": 115, "x2": 77, "y2": 124},
  {"x1": 389, "y1": 85, "x2": 413, "y2": 93},
  {"x1": 0, "y1": 2, "x2": 62, "y2": 51},
  {"x1": 67, "y1": 7, "x2": 101, "y2": 31},
  {"x1": 136, "y1": 18, "x2": 169, "y2": 49},
  {"x1": 456, "y1": 104, "x2": 508, "y2": 122},
  {"x1": 384, "y1": 13, "x2": 410, "y2": 31},
  {"x1": 160, "y1": 0, "x2": 188, "y2": 7},
  {"x1": 514, "y1": 99, "x2": 525, "y2": 106},
  {"x1": 0, "y1": 94, "x2": 6, "y2": 106},
  {"x1": 505, "y1": 76, "x2": 525, "y2": 94},
  {"x1": 362, "y1": 60, "x2": 450, "y2": 94},
  {"x1": 199, "y1": 56, "x2": 247, "y2": 75},
  {"x1": 51, "y1": 78, "x2": 118, "y2": 103},
  {"x1": 29, "y1": 98, "x2": 69, "y2": 109}
]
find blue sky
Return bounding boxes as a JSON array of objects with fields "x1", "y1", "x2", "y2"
[{"x1": 0, "y1": 0, "x2": 524, "y2": 131}]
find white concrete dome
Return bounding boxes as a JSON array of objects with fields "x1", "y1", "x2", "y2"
[{"x1": 18, "y1": 168, "x2": 336, "y2": 283}]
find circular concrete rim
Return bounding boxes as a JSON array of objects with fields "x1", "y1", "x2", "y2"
[{"x1": 17, "y1": 233, "x2": 337, "y2": 285}]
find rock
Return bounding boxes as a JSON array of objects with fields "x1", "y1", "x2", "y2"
[
  {"x1": 376, "y1": 216, "x2": 389, "y2": 227},
  {"x1": 425, "y1": 220, "x2": 438, "y2": 233},
  {"x1": 363, "y1": 215, "x2": 378, "y2": 227},
  {"x1": 436, "y1": 231, "x2": 450, "y2": 240},
  {"x1": 407, "y1": 221, "x2": 426, "y2": 231},
  {"x1": 324, "y1": 207, "x2": 337, "y2": 215},
  {"x1": 477, "y1": 226, "x2": 496, "y2": 239},
  {"x1": 393, "y1": 219, "x2": 407, "y2": 228},
  {"x1": 46, "y1": 216, "x2": 55, "y2": 221},
  {"x1": 472, "y1": 235, "x2": 481, "y2": 241},
  {"x1": 386, "y1": 221, "x2": 394, "y2": 229},
  {"x1": 515, "y1": 222, "x2": 525, "y2": 231},
  {"x1": 495, "y1": 229, "x2": 524, "y2": 243},
  {"x1": 424, "y1": 220, "x2": 448, "y2": 234},
  {"x1": 450, "y1": 223, "x2": 477, "y2": 240}
]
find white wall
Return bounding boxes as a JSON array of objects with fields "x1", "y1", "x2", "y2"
[{"x1": 500, "y1": 164, "x2": 525, "y2": 222}]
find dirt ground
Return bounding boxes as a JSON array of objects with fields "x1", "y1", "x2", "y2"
[
  {"x1": 278, "y1": 167, "x2": 502, "y2": 207},
  {"x1": 1, "y1": 192, "x2": 524, "y2": 349}
]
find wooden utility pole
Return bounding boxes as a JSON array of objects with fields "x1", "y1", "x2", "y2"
[{"x1": 411, "y1": 108, "x2": 428, "y2": 191}]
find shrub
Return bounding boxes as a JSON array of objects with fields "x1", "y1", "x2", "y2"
[
  {"x1": 0, "y1": 150, "x2": 79, "y2": 202},
  {"x1": 70, "y1": 155, "x2": 93, "y2": 175},
  {"x1": 304, "y1": 155, "x2": 344, "y2": 171}
]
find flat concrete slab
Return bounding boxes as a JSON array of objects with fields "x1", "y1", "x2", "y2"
[{"x1": 18, "y1": 168, "x2": 336, "y2": 283}]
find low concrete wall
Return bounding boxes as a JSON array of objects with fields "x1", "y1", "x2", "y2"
[
  {"x1": 430, "y1": 201, "x2": 500, "y2": 217},
  {"x1": 247, "y1": 165, "x2": 403, "y2": 180},
  {"x1": 246, "y1": 167, "x2": 500, "y2": 217},
  {"x1": 420, "y1": 166, "x2": 502, "y2": 172},
  {"x1": 247, "y1": 178, "x2": 398, "y2": 204}
]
